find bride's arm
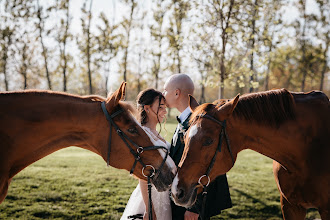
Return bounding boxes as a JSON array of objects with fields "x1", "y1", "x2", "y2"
[{"x1": 139, "y1": 179, "x2": 157, "y2": 220}]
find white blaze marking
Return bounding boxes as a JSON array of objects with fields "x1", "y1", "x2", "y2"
[
  {"x1": 188, "y1": 124, "x2": 199, "y2": 139},
  {"x1": 171, "y1": 174, "x2": 179, "y2": 195}
]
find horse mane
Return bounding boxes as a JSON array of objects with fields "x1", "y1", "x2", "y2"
[
  {"x1": 1, "y1": 90, "x2": 106, "y2": 103},
  {"x1": 190, "y1": 89, "x2": 296, "y2": 128},
  {"x1": 1, "y1": 90, "x2": 139, "y2": 117},
  {"x1": 232, "y1": 88, "x2": 296, "y2": 127}
]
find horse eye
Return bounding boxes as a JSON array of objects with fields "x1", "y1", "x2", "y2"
[
  {"x1": 128, "y1": 127, "x2": 138, "y2": 134},
  {"x1": 202, "y1": 138, "x2": 213, "y2": 146}
]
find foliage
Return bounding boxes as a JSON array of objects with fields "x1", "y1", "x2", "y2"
[{"x1": 0, "y1": 0, "x2": 328, "y2": 97}]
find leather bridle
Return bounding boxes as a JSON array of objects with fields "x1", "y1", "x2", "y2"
[
  {"x1": 101, "y1": 101, "x2": 169, "y2": 220},
  {"x1": 193, "y1": 114, "x2": 235, "y2": 220}
]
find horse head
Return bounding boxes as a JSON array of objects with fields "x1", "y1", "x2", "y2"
[
  {"x1": 171, "y1": 94, "x2": 239, "y2": 207},
  {"x1": 100, "y1": 82, "x2": 176, "y2": 192}
]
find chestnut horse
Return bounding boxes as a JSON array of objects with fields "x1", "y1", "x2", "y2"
[
  {"x1": 171, "y1": 89, "x2": 329, "y2": 219},
  {"x1": 0, "y1": 82, "x2": 175, "y2": 204}
]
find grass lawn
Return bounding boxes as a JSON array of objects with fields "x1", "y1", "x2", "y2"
[{"x1": 0, "y1": 120, "x2": 320, "y2": 219}]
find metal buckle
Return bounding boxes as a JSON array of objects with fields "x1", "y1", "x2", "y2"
[
  {"x1": 137, "y1": 147, "x2": 144, "y2": 154},
  {"x1": 198, "y1": 175, "x2": 210, "y2": 187},
  {"x1": 142, "y1": 165, "x2": 155, "y2": 178}
]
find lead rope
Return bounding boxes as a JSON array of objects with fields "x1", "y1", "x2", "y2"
[
  {"x1": 200, "y1": 186, "x2": 208, "y2": 220},
  {"x1": 147, "y1": 176, "x2": 153, "y2": 220}
]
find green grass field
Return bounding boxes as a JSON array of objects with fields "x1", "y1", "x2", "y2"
[{"x1": 0, "y1": 121, "x2": 320, "y2": 219}]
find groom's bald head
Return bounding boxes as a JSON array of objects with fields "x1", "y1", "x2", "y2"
[
  {"x1": 163, "y1": 74, "x2": 194, "y2": 111},
  {"x1": 164, "y1": 74, "x2": 194, "y2": 96}
]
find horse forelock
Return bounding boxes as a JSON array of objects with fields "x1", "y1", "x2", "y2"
[
  {"x1": 190, "y1": 103, "x2": 217, "y2": 125},
  {"x1": 233, "y1": 89, "x2": 296, "y2": 127},
  {"x1": 119, "y1": 101, "x2": 138, "y2": 118}
]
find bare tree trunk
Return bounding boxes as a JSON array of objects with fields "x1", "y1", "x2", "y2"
[
  {"x1": 36, "y1": 0, "x2": 52, "y2": 90},
  {"x1": 137, "y1": 49, "x2": 142, "y2": 93},
  {"x1": 59, "y1": 0, "x2": 70, "y2": 92},
  {"x1": 87, "y1": 0, "x2": 93, "y2": 94},
  {"x1": 123, "y1": 0, "x2": 135, "y2": 83},
  {"x1": 265, "y1": 44, "x2": 272, "y2": 91},
  {"x1": 219, "y1": 50, "x2": 226, "y2": 99},
  {"x1": 217, "y1": 0, "x2": 235, "y2": 99},
  {"x1": 4, "y1": 68, "x2": 8, "y2": 90},
  {"x1": 176, "y1": 47, "x2": 181, "y2": 74},
  {"x1": 2, "y1": 42, "x2": 10, "y2": 91},
  {"x1": 319, "y1": 40, "x2": 328, "y2": 90},
  {"x1": 123, "y1": 47, "x2": 128, "y2": 83},
  {"x1": 249, "y1": 0, "x2": 258, "y2": 93},
  {"x1": 200, "y1": 83, "x2": 206, "y2": 103},
  {"x1": 21, "y1": 43, "x2": 28, "y2": 90},
  {"x1": 300, "y1": 0, "x2": 308, "y2": 91},
  {"x1": 156, "y1": 52, "x2": 162, "y2": 89}
]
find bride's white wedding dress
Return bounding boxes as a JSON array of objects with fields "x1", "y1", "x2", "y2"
[{"x1": 121, "y1": 126, "x2": 172, "y2": 220}]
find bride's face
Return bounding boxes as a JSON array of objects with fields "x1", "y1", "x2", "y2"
[{"x1": 147, "y1": 97, "x2": 167, "y2": 124}]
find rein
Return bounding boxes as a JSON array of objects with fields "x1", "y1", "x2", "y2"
[
  {"x1": 196, "y1": 114, "x2": 234, "y2": 220},
  {"x1": 101, "y1": 101, "x2": 169, "y2": 220}
]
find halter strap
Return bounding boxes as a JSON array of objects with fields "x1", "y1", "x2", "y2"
[
  {"x1": 101, "y1": 101, "x2": 169, "y2": 175},
  {"x1": 101, "y1": 101, "x2": 171, "y2": 220},
  {"x1": 197, "y1": 114, "x2": 235, "y2": 172},
  {"x1": 101, "y1": 102, "x2": 125, "y2": 166},
  {"x1": 196, "y1": 114, "x2": 234, "y2": 220}
]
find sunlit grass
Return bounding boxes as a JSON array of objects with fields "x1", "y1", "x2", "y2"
[{"x1": 0, "y1": 121, "x2": 320, "y2": 219}]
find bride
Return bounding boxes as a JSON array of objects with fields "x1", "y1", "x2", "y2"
[{"x1": 121, "y1": 89, "x2": 172, "y2": 220}]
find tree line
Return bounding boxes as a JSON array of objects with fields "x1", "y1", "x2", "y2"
[{"x1": 0, "y1": 0, "x2": 329, "y2": 102}]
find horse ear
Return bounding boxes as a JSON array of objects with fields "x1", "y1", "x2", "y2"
[
  {"x1": 217, "y1": 94, "x2": 239, "y2": 119},
  {"x1": 119, "y1": 82, "x2": 126, "y2": 101},
  {"x1": 106, "y1": 82, "x2": 127, "y2": 109},
  {"x1": 189, "y1": 95, "x2": 200, "y2": 112}
]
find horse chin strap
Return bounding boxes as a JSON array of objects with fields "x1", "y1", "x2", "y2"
[
  {"x1": 101, "y1": 101, "x2": 170, "y2": 220},
  {"x1": 196, "y1": 114, "x2": 234, "y2": 220}
]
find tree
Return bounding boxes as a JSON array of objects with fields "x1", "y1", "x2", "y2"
[
  {"x1": 261, "y1": 0, "x2": 286, "y2": 90},
  {"x1": 246, "y1": 0, "x2": 260, "y2": 93},
  {"x1": 166, "y1": 0, "x2": 190, "y2": 74},
  {"x1": 36, "y1": 0, "x2": 53, "y2": 90},
  {"x1": 96, "y1": 12, "x2": 121, "y2": 96},
  {"x1": 199, "y1": 0, "x2": 241, "y2": 98},
  {"x1": 58, "y1": 0, "x2": 72, "y2": 92},
  {"x1": 120, "y1": 0, "x2": 137, "y2": 83},
  {"x1": 188, "y1": 9, "x2": 214, "y2": 103},
  {"x1": 150, "y1": 0, "x2": 167, "y2": 90},
  {"x1": 78, "y1": 0, "x2": 95, "y2": 94},
  {"x1": 315, "y1": 0, "x2": 330, "y2": 90},
  {"x1": 0, "y1": 15, "x2": 14, "y2": 91},
  {"x1": 294, "y1": 0, "x2": 314, "y2": 91},
  {"x1": 7, "y1": 0, "x2": 36, "y2": 90}
]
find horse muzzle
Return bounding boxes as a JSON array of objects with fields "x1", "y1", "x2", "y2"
[
  {"x1": 151, "y1": 162, "x2": 176, "y2": 192},
  {"x1": 171, "y1": 174, "x2": 198, "y2": 208}
]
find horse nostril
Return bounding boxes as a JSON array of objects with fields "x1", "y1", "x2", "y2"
[{"x1": 177, "y1": 187, "x2": 185, "y2": 200}]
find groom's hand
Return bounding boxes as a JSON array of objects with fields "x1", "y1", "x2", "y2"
[{"x1": 184, "y1": 211, "x2": 199, "y2": 220}]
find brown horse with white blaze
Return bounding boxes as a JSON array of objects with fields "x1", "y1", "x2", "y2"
[
  {"x1": 0, "y1": 82, "x2": 175, "y2": 204},
  {"x1": 171, "y1": 89, "x2": 329, "y2": 219}
]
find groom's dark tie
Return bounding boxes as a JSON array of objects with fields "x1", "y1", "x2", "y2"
[{"x1": 176, "y1": 116, "x2": 181, "y2": 123}]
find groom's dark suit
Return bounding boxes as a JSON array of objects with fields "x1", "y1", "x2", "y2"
[{"x1": 170, "y1": 113, "x2": 232, "y2": 220}]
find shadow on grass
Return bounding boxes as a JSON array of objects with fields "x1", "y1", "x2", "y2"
[
  {"x1": 32, "y1": 210, "x2": 70, "y2": 219},
  {"x1": 232, "y1": 188, "x2": 282, "y2": 218}
]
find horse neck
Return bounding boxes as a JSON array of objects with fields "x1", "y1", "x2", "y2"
[
  {"x1": 229, "y1": 117, "x2": 302, "y2": 172},
  {"x1": 5, "y1": 97, "x2": 105, "y2": 178}
]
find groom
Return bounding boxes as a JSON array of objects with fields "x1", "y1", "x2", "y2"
[{"x1": 163, "y1": 74, "x2": 232, "y2": 220}]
